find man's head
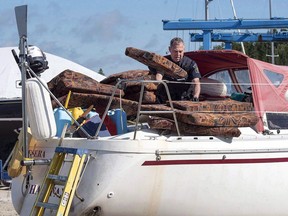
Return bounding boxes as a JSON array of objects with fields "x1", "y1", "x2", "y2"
[{"x1": 169, "y1": 37, "x2": 185, "y2": 63}]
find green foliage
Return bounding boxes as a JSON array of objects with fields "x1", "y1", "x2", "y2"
[
  {"x1": 198, "y1": 34, "x2": 288, "y2": 65},
  {"x1": 210, "y1": 29, "x2": 288, "y2": 65},
  {"x1": 231, "y1": 42, "x2": 288, "y2": 65},
  {"x1": 213, "y1": 44, "x2": 225, "y2": 50},
  {"x1": 274, "y1": 43, "x2": 288, "y2": 65},
  {"x1": 98, "y1": 68, "x2": 105, "y2": 76}
]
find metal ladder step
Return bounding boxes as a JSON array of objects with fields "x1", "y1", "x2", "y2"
[
  {"x1": 47, "y1": 174, "x2": 68, "y2": 185},
  {"x1": 47, "y1": 174, "x2": 68, "y2": 182},
  {"x1": 36, "y1": 202, "x2": 59, "y2": 210}
]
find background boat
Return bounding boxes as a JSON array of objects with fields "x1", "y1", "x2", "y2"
[{"x1": 0, "y1": 46, "x2": 105, "y2": 163}]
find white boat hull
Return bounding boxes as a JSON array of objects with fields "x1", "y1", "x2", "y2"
[{"x1": 11, "y1": 129, "x2": 288, "y2": 216}]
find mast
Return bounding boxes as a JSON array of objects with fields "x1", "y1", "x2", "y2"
[
  {"x1": 230, "y1": 0, "x2": 246, "y2": 54},
  {"x1": 205, "y1": 0, "x2": 213, "y2": 21},
  {"x1": 15, "y1": 5, "x2": 29, "y2": 158},
  {"x1": 267, "y1": 0, "x2": 278, "y2": 64}
]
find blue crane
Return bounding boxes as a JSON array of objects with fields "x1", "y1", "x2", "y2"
[
  {"x1": 162, "y1": 18, "x2": 288, "y2": 50},
  {"x1": 190, "y1": 31, "x2": 288, "y2": 49}
]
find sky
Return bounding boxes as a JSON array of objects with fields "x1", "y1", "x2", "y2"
[{"x1": 1, "y1": 0, "x2": 287, "y2": 76}]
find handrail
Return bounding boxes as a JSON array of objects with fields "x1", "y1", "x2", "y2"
[
  {"x1": 95, "y1": 79, "x2": 181, "y2": 139},
  {"x1": 133, "y1": 80, "x2": 180, "y2": 139}
]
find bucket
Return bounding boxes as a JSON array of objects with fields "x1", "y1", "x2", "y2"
[
  {"x1": 107, "y1": 109, "x2": 127, "y2": 134},
  {"x1": 54, "y1": 108, "x2": 71, "y2": 137}
]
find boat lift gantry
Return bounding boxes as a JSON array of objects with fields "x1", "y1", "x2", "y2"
[{"x1": 162, "y1": 18, "x2": 288, "y2": 50}]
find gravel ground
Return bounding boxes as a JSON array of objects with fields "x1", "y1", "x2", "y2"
[{"x1": 0, "y1": 186, "x2": 19, "y2": 216}]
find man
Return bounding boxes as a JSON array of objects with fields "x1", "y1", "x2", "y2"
[{"x1": 149, "y1": 37, "x2": 201, "y2": 102}]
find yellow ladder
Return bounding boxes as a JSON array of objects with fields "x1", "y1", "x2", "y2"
[{"x1": 30, "y1": 147, "x2": 87, "y2": 216}]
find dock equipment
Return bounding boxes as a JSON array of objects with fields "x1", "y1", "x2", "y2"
[{"x1": 162, "y1": 18, "x2": 288, "y2": 50}]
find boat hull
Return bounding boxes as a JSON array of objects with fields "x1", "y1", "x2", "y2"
[{"x1": 11, "y1": 130, "x2": 288, "y2": 216}]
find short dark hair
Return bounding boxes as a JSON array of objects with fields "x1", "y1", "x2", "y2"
[{"x1": 170, "y1": 37, "x2": 184, "y2": 47}]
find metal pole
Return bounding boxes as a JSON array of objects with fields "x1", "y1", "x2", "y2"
[
  {"x1": 19, "y1": 36, "x2": 29, "y2": 158},
  {"x1": 205, "y1": 0, "x2": 213, "y2": 21},
  {"x1": 270, "y1": 0, "x2": 275, "y2": 64},
  {"x1": 266, "y1": 0, "x2": 278, "y2": 63},
  {"x1": 230, "y1": 0, "x2": 246, "y2": 54},
  {"x1": 204, "y1": 0, "x2": 213, "y2": 50},
  {"x1": 15, "y1": 5, "x2": 29, "y2": 160},
  {"x1": 205, "y1": 0, "x2": 208, "y2": 21}
]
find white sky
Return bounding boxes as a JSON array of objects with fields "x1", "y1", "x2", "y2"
[{"x1": 0, "y1": 0, "x2": 287, "y2": 76}]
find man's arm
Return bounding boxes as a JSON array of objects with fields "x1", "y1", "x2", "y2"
[{"x1": 192, "y1": 78, "x2": 201, "y2": 99}]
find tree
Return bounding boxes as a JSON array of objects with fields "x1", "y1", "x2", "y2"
[
  {"x1": 231, "y1": 41, "x2": 288, "y2": 65},
  {"x1": 98, "y1": 68, "x2": 105, "y2": 76},
  {"x1": 213, "y1": 43, "x2": 225, "y2": 50},
  {"x1": 208, "y1": 29, "x2": 288, "y2": 65}
]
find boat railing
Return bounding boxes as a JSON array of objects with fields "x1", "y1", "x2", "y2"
[
  {"x1": 23, "y1": 66, "x2": 181, "y2": 140},
  {"x1": 25, "y1": 66, "x2": 93, "y2": 139},
  {"x1": 95, "y1": 79, "x2": 181, "y2": 139}
]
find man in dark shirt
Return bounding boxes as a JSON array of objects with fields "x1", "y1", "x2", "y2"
[{"x1": 149, "y1": 37, "x2": 201, "y2": 102}]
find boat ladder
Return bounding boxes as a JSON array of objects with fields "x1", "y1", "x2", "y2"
[{"x1": 30, "y1": 147, "x2": 87, "y2": 216}]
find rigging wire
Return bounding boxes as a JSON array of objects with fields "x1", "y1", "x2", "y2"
[
  {"x1": 171, "y1": 0, "x2": 180, "y2": 41},
  {"x1": 230, "y1": 0, "x2": 246, "y2": 54},
  {"x1": 173, "y1": 0, "x2": 180, "y2": 20}
]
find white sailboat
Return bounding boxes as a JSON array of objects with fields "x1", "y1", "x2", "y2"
[{"x1": 9, "y1": 4, "x2": 288, "y2": 216}]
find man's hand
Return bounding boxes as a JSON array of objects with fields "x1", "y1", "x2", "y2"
[
  {"x1": 156, "y1": 72, "x2": 164, "y2": 81},
  {"x1": 192, "y1": 97, "x2": 199, "y2": 102}
]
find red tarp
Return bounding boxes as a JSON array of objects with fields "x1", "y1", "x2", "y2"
[
  {"x1": 248, "y1": 58, "x2": 288, "y2": 131},
  {"x1": 184, "y1": 50, "x2": 288, "y2": 132},
  {"x1": 185, "y1": 50, "x2": 248, "y2": 75}
]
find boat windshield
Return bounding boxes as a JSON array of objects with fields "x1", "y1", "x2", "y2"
[
  {"x1": 263, "y1": 69, "x2": 284, "y2": 88},
  {"x1": 207, "y1": 69, "x2": 251, "y2": 95}
]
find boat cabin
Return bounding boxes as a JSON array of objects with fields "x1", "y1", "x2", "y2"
[{"x1": 186, "y1": 49, "x2": 288, "y2": 133}]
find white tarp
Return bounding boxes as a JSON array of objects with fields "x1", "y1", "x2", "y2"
[{"x1": 0, "y1": 47, "x2": 105, "y2": 99}]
